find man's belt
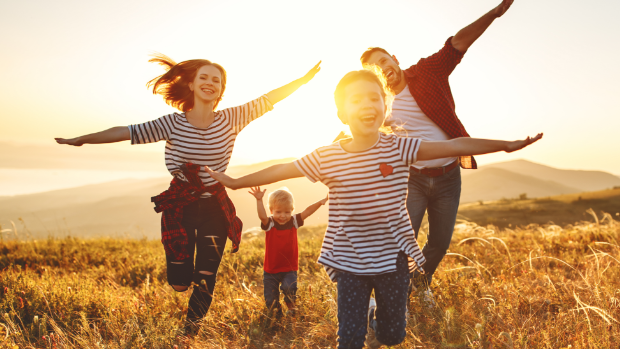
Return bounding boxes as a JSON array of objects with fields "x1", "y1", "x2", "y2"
[{"x1": 410, "y1": 160, "x2": 459, "y2": 177}]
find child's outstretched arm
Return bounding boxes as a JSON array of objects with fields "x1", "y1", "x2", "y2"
[
  {"x1": 265, "y1": 62, "x2": 321, "y2": 105},
  {"x1": 417, "y1": 133, "x2": 543, "y2": 161},
  {"x1": 248, "y1": 187, "x2": 269, "y2": 226},
  {"x1": 300, "y1": 195, "x2": 328, "y2": 221},
  {"x1": 205, "y1": 162, "x2": 303, "y2": 190},
  {"x1": 55, "y1": 127, "x2": 130, "y2": 146}
]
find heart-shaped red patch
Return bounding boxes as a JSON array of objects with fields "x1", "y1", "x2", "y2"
[{"x1": 379, "y1": 163, "x2": 393, "y2": 177}]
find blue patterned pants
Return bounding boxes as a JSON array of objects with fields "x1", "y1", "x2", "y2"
[{"x1": 336, "y1": 252, "x2": 409, "y2": 349}]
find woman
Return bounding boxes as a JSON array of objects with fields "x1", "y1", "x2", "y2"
[{"x1": 55, "y1": 54, "x2": 321, "y2": 332}]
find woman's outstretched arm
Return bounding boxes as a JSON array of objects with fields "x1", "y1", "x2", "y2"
[
  {"x1": 265, "y1": 62, "x2": 321, "y2": 105},
  {"x1": 205, "y1": 162, "x2": 303, "y2": 190},
  {"x1": 417, "y1": 133, "x2": 543, "y2": 161},
  {"x1": 55, "y1": 126, "x2": 130, "y2": 146}
]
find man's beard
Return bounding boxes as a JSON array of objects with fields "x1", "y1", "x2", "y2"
[{"x1": 386, "y1": 67, "x2": 402, "y2": 91}]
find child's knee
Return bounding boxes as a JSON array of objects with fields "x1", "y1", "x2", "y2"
[
  {"x1": 376, "y1": 319, "x2": 407, "y2": 345},
  {"x1": 280, "y1": 281, "x2": 297, "y2": 295}
]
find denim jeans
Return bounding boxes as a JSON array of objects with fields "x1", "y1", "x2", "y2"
[
  {"x1": 165, "y1": 197, "x2": 228, "y2": 323},
  {"x1": 263, "y1": 270, "x2": 297, "y2": 313},
  {"x1": 336, "y1": 252, "x2": 409, "y2": 349},
  {"x1": 407, "y1": 165, "x2": 461, "y2": 286}
]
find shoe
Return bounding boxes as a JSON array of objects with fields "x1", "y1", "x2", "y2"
[
  {"x1": 182, "y1": 320, "x2": 200, "y2": 338},
  {"x1": 365, "y1": 297, "x2": 383, "y2": 349},
  {"x1": 285, "y1": 302, "x2": 297, "y2": 317},
  {"x1": 420, "y1": 288, "x2": 437, "y2": 309}
]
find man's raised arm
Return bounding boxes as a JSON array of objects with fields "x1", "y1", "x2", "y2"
[{"x1": 451, "y1": 0, "x2": 514, "y2": 53}]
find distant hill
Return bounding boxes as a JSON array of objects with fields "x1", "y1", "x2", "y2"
[
  {"x1": 479, "y1": 159, "x2": 620, "y2": 193},
  {"x1": 458, "y1": 188, "x2": 620, "y2": 228},
  {"x1": 460, "y1": 159, "x2": 620, "y2": 203},
  {"x1": 1, "y1": 159, "x2": 619, "y2": 238},
  {"x1": 0, "y1": 158, "x2": 328, "y2": 239},
  {"x1": 0, "y1": 141, "x2": 164, "y2": 171},
  {"x1": 460, "y1": 167, "x2": 583, "y2": 203}
]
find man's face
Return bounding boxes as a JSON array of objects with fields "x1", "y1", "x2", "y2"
[{"x1": 364, "y1": 51, "x2": 402, "y2": 89}]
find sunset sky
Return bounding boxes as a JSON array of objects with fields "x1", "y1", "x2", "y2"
[{"x1": 1, "y1": 0, "x2": 619, "y2": 195}]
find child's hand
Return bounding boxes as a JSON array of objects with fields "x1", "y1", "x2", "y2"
[
  {"x1": 204, "y1": 166, "x2": 236, "y2": 188},
  {"x1": 505, "y1": 133, "x2": 543, "y2": 153},
  {"x1": 55, "y1": 137, "x2": 84, "y2": 146},
  {"x1": 319, "y1": 194, "x2": 329, "y2": 205},
  {"x1": 248, "y1": 187, "x2": 266, "y2": 200},
  {"x1": 333, "y1": 131, "x2": 349, "y2": 143},
  {"x1": 301, "y1": 61, "x2": 321, "y2": 84}
]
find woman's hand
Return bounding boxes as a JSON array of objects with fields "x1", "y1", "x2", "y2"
[
  {"x1": 204, "y1": 166, "x2": 238, "y2": 189},
  {"x1": 248, "y1": 187, "x2": 266, "y2": 200},
  {"x1": 55, "y1": 137, "x2": 84, "y2": 146},
  {"x1": 505, "y1": 133, "x2": 543, "y2": 153},
  {"x1": 300, "y1": 61, "x2": 322, "y2": 84},
  {"x1": 265, "y1": 62, "x2": 322, "y2": 104},
  {"x1": 492, "y1": 0, "x2": 514, "y2": 18}
]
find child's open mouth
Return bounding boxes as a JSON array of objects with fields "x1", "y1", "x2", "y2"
[{"x1": 360, "y1": 115, "x2": 376, "y2": 126}]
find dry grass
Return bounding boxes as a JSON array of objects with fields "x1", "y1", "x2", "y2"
[{"x1": 0, "y1": 214, "x2": 619, "y2": 348}]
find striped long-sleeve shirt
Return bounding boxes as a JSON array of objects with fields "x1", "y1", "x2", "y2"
[
  {"x1": 128, "y1": 96, "x2": 273, "y2": 197},
  {"x1": 294, "y1": 133, "x2": 426, "y2": 282}
]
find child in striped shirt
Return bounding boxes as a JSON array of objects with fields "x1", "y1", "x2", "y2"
[{"x1": 206, "y1": 69, "x2": 542, "y2": 349}]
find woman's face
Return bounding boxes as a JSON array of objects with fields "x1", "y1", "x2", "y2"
[
  {"x1": 189, "y1": 64, "x2": 222, "y2": 105},
  {"x1": 340, "y1": 79, "x2": 386, "y2": 138}
]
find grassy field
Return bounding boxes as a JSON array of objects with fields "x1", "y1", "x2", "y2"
[
  {"x1": 458, "y1": 188, "x2": 620, "y2": 229},
  {"x1": 1, "y1": 211, "x2": 619, "y2": 348}
]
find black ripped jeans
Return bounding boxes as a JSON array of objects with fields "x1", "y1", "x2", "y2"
[{"x1": 166, "y1": 197, "x2": 228, "y2": 324}]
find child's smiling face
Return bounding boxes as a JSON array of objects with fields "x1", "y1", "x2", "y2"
[
  {"x1": 339, "y1": 79, "x2": 386, "y2": 138},
  {"x1": 270, "y1": 204, "x2": 293, "y2": 225}
]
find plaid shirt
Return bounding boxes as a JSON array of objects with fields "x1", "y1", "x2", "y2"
[
  {"x1": 152, "y1": 163, "x2": 242, "y2": 261},
  {"x1": 403, "y1": 36, "x2": 477, "y2": 169}
]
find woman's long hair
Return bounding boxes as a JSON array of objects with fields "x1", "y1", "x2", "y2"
[{"x1": 147, "y1": 53, "x2": 227, "y2": 112}]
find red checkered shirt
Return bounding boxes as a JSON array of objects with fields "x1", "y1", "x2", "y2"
[
  {"x1": 152, "y1": 163, "x2": 242, "y2": 261},
  {"x1": 403, "y1": 36, "x2": 477, "y2": 169}
]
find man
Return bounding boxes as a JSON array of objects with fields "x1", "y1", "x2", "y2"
[{"x1": 360, "y1": 0, "x2": 514, "y2": 304}]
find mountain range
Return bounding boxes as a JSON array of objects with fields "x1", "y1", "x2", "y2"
[{"x1": 1, "y1": 159, "x2": 618, "y2": 238}]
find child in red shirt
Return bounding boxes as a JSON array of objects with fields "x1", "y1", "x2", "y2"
[{"x1": 249, "y1": 187, "x2": 327, "y2": 316}]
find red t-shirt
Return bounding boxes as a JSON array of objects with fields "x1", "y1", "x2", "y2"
[{"x1": 261, "y1": 214, "x2": 303, "y2": 274}]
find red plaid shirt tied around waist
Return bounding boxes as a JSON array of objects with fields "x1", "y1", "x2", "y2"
[
  {"x1": 151, "y1": 163, "x2": 242, "y2": 261},
  {"x1": 403, "y1": 36, "x2": 477, "y2": 169}
]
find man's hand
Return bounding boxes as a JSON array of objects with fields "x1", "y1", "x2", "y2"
[
  {"x1": 248, "y1": 187, "x2": 266, "y2": 200},
  {"x1": 300, "y1": 61, "x2": 322, "y2": 84},
  {"x1": 204, "y1": 166, "x2": 237, "y2": 189},
  {"x1": 505, "y1": 133, "x2": 543, "y2": 153},
  {"x1": 54, "y1": 137, "x2": 84, "y2": 146},
  {"x1": 452, "y1": 0, "x2": 515, "y2": 52},
  {"x1": 492, "y1": 0, "x2": 514, "y2": 18}
]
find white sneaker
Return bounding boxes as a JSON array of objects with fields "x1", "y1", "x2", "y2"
[
  {"x1": 421, "y1": 288, "x2": 437, "y2": 309},
  {"x1": 365, "y1": 297, "x2": 383, "y2": 349}
]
